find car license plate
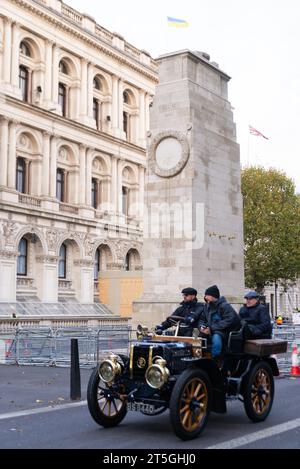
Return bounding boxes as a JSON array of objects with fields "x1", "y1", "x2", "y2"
[{"x1": 127, "y1": 402, "x2": 155, "y2": 414}]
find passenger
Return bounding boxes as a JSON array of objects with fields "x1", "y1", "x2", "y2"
[
  {"x1": 198, "y1": 285, "x2": 241, "y2": 359},
  {"x1": 155, "y1": 288, "x2": 205, "y2": 337},
  {"x1": 239, "y1": 291, "x2": 272, "y2": 339}
]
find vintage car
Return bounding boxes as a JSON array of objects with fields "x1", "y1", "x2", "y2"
[{"x1": 87, "y1": 316, "x2": 287, "y2": 440}]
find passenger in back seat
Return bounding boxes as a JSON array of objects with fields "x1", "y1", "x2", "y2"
[{"x1": 239, "y1": 291, "x2": 272, "y2": 339}]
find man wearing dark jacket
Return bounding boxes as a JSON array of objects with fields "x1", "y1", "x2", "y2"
[
  {"x1": 199, "y1": 285, "x2": 241, "y2": 358},
  {"x1": 155, "y1": 287, "x2": 205, "y2": 337},
  {"x1": 239, "y1": 291, "x2": 272, "y2": 339}
]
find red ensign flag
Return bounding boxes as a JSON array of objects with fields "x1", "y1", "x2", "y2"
[{"x1": 249, "y1": 125, "x2": 269, "y2": 140}]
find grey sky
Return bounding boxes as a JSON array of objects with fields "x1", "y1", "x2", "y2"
[{"x1": 70, "y1": 0, "x2": 300, "y2": 192}]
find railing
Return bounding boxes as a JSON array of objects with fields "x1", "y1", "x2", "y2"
[
  {"x1": 61, "y1": 3, "x2": 83, "y2": 24},
  {"x1": 125, "y1": 44, "x2": 140, "y2": 60},
  {"x1": 18, "y1": 194, "x2": 41, "y2": 207},
  {"x1": 95, "y1": 25, "x2": 113, "y2": 43},
  {"x1": 58, "y1": 279, "x2": 73, "y2": 290},
  {"x1": 17, "y1": 277, "x2": 35, "y2": 288},
  {"x1": 59, "y1": 202, "x2": 79, "y2": 214}
]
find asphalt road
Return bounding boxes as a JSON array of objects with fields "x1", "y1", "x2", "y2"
[{"x1": 0, "y1": 365, "x2": 300, "y2": 449}]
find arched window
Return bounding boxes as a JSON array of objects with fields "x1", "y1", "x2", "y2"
[
  {"x1": 19, "y1": 41, "x2": 31, "y2": 57},
  {"x1": 94, "y1": 248, "x2": 101, "y2": 281},
  {"x1": 93, "y1": 98, "x2": 100, "y2": 129},
  {"x1": 123, "y1": 112, "x2": 129, "y2": 138},
  {"x1": 125, "y1": 251, "x2": 130, "y2": 271},
  {"x1": 59, "y1": 60, "x2": 68, "y2": 75},
  {"x1": 58, "y1": 83, "x2": 67, "y2": 117},
  {"x1": 56, "y1": 168, "x2": 65, "y2": 202},
  {"x1": 91, "y1": 178, "x2": 98, "y2": 209},
  {"x1": 58, "y1": 243, "x2": 67, "y2": 279},
  {"x1": 19, "y1": 65, "x2": 29, "y2": 102},
  {"x1": 93, "y1": 77, "x2": 101, "y2": 90},
  {"x1": 122, "y1": 186, "x2": 129, "y2": 216},
  {"x1": 123, "y1": 91, "x2": 130, "y2": 104},
  {"x1": 17, "y1": 238, "x2": 28, "y2": 276},
  {"x1": 16, "y1": 157, "x2": 26, "y2": 193}
]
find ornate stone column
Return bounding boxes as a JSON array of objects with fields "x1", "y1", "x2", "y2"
[
  {"x1": 139, "y1": 89, "x2": 146, "y2": 145},
  {"x1": 145, "y1": 93, "x2": 151, "y2": 132},
  {"x1": 110, "y1": 155, "x2": 117, "y2": 214},
  {"x1": 35, "y1": 255, "x2": 59, "y2": 302},
  {"x1": 80, "y1": 58, "x2": 88, "y2": 118},
  {"x1": 87, "y1": 62, "x2": 95, "y2": 124},
  {"x1": 79, "y1": 144, "x2": 86, "y2": 205},
  {"x1": 49, "y1": 135, "x2": 58, "y2": 197},
  {"x1": 44, "y1": 40, "x2": 53, "y2": 106},
  {"x1": 118, "y1": 78, "x2": 124, "y2": 133},
  {"x1": 138, "y1": 164, "x2": 145, "y2": 220},
  {"x1": 2, "y1": 18, "x2": 12, "y2": 85},
  {"x1": 85, "y1": 149, "x2": 93, "y2": 206},
  {"x1": 0, "y1": 250, "x2": 18, "y2": 302},
  {"x1": 111, "y1": 75, "x2": 119, "y2": 131},
  {"x1": 117, "y1": 158, "x2": 123, "y2": 215},
  {"x1": 11, "y1": 22, "x2": 21, "y2": 91},
  {"x1": 41, "y1": 131, "x2": 50, "y2": 196},
  {"x1": 7, "y1": 120, "x2": 18, "y2": 189},
  {"x1": 52, "y1": 44, "x2": 59, "y2": 105},
  {"x1": 0, "y1": 117, "x2": 9, "y2": 187}
]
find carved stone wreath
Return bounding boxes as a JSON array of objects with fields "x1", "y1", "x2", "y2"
[{"x1": 148, "y1": 130, "x2": 190, "y2": 178}]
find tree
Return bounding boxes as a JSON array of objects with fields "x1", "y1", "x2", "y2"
[{"x1": 241, "y1": 167, "x2": 300, "y2": 294}]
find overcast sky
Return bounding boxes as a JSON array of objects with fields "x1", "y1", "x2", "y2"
[{"x1": 70, "y1": 0, "x2": 300, "y2": 192}]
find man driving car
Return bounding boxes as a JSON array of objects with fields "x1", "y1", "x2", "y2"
[{"x1": 155, "y1": 287, "x2": 205, "y2": 337}]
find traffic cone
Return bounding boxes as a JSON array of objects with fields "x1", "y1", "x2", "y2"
[{"x1": 290, "y1": 344, "x2": 300, "y2": 377}]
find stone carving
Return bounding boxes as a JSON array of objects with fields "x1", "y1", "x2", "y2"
[
  {"x1": 58, "y1": 147, "x2": 69, "y2": 162},
  {"x1": 35, "y1": 255, "x2": 59, "y2": 264},
  {"x1": 148, "y1": 130, "x2": 190, "y2": 178},
  {"x1": 46, "y1": 230, "x2": 58, "y2": 250},
  {"x1": 84, "y1": 236, "x2": 95, "y2": 257},
  {"x1": 92, "y1": 157, "x2": 104, "y2": 173},
  {"x1": 0, "y1": 250, "x2": 18, "y2": 260},
  {"x1": 17, "y1": 134, "x2": 30, "y2": 150},
  {"x1": 73, "y1": 259, "x2": 94, "y2": 268},
  {"x1": 2, "y1": 222, "x2": 18, "y2": 245}
]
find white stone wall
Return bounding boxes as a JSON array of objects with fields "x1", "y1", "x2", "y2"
[
  {"x1": 0, "y1": 0, "x2": 156, "y2": 304},
  {"x1": 263, "y1": 281, "x2": 300, "y2": 318}
]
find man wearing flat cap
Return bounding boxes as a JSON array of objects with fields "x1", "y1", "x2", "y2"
[
  {"x1": 155, "y1": 287, "x2": 205, "y2": 337},
  {"x1": 199, "y1": 285, "x2": 241, "y2": 358},
  {"x1": 239, "y1": 291, "x2": 272, "y2": 339}
]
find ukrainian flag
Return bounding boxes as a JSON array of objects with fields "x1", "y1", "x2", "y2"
[{"x1": 167, "y1": 16, "x2": 189, "y2": 28}]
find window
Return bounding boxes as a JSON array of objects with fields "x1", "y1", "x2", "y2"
[
  {"x1": 93, "y1": 99, "x2": 100, "y2": 129},
  {"x1": 17, "y1": 238, "x2": 28, "y2": 276},
  {"x1": 56, "y1": 169, "x2": 65, "y2": 202},
  {"x1": 125, "y1": 252, "x2": 130, "y2": 271},
  {"x1": 19, "y1": 66, "x2": 29, "y2": 102},
  {"x1": 20, "y1": 41, "x2": 31, "y2": 57},
  {"x1": 59, "y1": 60, "x2": 68, "y2": 75},
  {"x1": 93, "y1": 77, "x2": 101, "y2": 90},
  {"x1": 123, "y1": 112, "x2": 129, "y2": 138},
  {"x1": 58, "y1": 83, "x2": 67, "y2": 117},
  {"x1": 123, "y1": 91, "x2": 130, "y2": 104},
  {"x1": 91, "y1": 178, "x2": 98, "y2": 209},
  {"x1": 122, "y1": 186, "x2": 129, "y2": 216},
  {"x1": 58, "y1": 243, "x2": 67, "y2": 279},
  {"x1": 16, "y1": 157, "x2": 26, "y2": 193},
  {"x1": 94, "y1": 248, "x2": 101, "y2": 281}
]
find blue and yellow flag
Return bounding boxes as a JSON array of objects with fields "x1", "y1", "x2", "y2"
[{"x1": 167, "y1": 16, "x2": 189, "y2": 28}]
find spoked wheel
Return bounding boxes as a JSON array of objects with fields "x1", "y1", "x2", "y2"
[
  {"x1": 243, "y1": 361, "x2": 274, "y2": 422},
  {"x1": 87, "y1": 367, "x2": 127, "y2": 427},
  {"x1": 169, "y1": 368, "x2": 211, "y2": 440}
]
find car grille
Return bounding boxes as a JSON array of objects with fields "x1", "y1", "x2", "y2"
[{"x1": 130, "y1": 344, "x2": 164, "y2": 378}]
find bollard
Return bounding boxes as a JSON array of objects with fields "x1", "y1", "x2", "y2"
[{"x1": 70, "y1": 338, "x2": 81, "y2": 400}]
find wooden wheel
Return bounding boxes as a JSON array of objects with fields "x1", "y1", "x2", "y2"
[
  {"x1": 87, "y1": 368, "x2": 127, "y2": 427},
  {"x1": 170, "y1": 368, "x2": 211, "y2": 440},
  {"x1": 243, "y1": 361, "x2": 274, "y2": 422}
]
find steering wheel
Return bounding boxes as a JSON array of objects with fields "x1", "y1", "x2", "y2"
[{"x1": 166, "y1": 315, "x2": 186, "y2": 327}]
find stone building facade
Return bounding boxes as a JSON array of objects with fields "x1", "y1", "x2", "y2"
[{"x1": 0, "y1": 0, "x2": 157, "y2": 314}]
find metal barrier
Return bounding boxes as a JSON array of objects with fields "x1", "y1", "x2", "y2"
[{"x1": 1, "y1": 324, "x2": 300, "y2": 374}]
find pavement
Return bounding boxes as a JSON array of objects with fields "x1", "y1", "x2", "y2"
[{"x1": 0, "y1": 364, "x2": 300, "y2": 449}]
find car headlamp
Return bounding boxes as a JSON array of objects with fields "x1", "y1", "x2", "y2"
[
  {"x1": 145, "y1": 359, "x2": 169, "y2": 389},
  {"x1": 98, "y1": 354, "x2": 121, "y2": 383}
]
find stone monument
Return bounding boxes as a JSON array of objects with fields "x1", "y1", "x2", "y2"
[{"x1": 132, "y1": 50, "x2": 244, "y2": 328}]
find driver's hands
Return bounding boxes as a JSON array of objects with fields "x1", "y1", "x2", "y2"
[
  {"x1": 185, "y1": 315, "x2": 195, "y2": 326},
  {"x1": 200, "y1": 326, "x2": 211, "y2": 335},
  {"x1": 155, "y1": 325, "x2": 163, "y2": 335}
]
